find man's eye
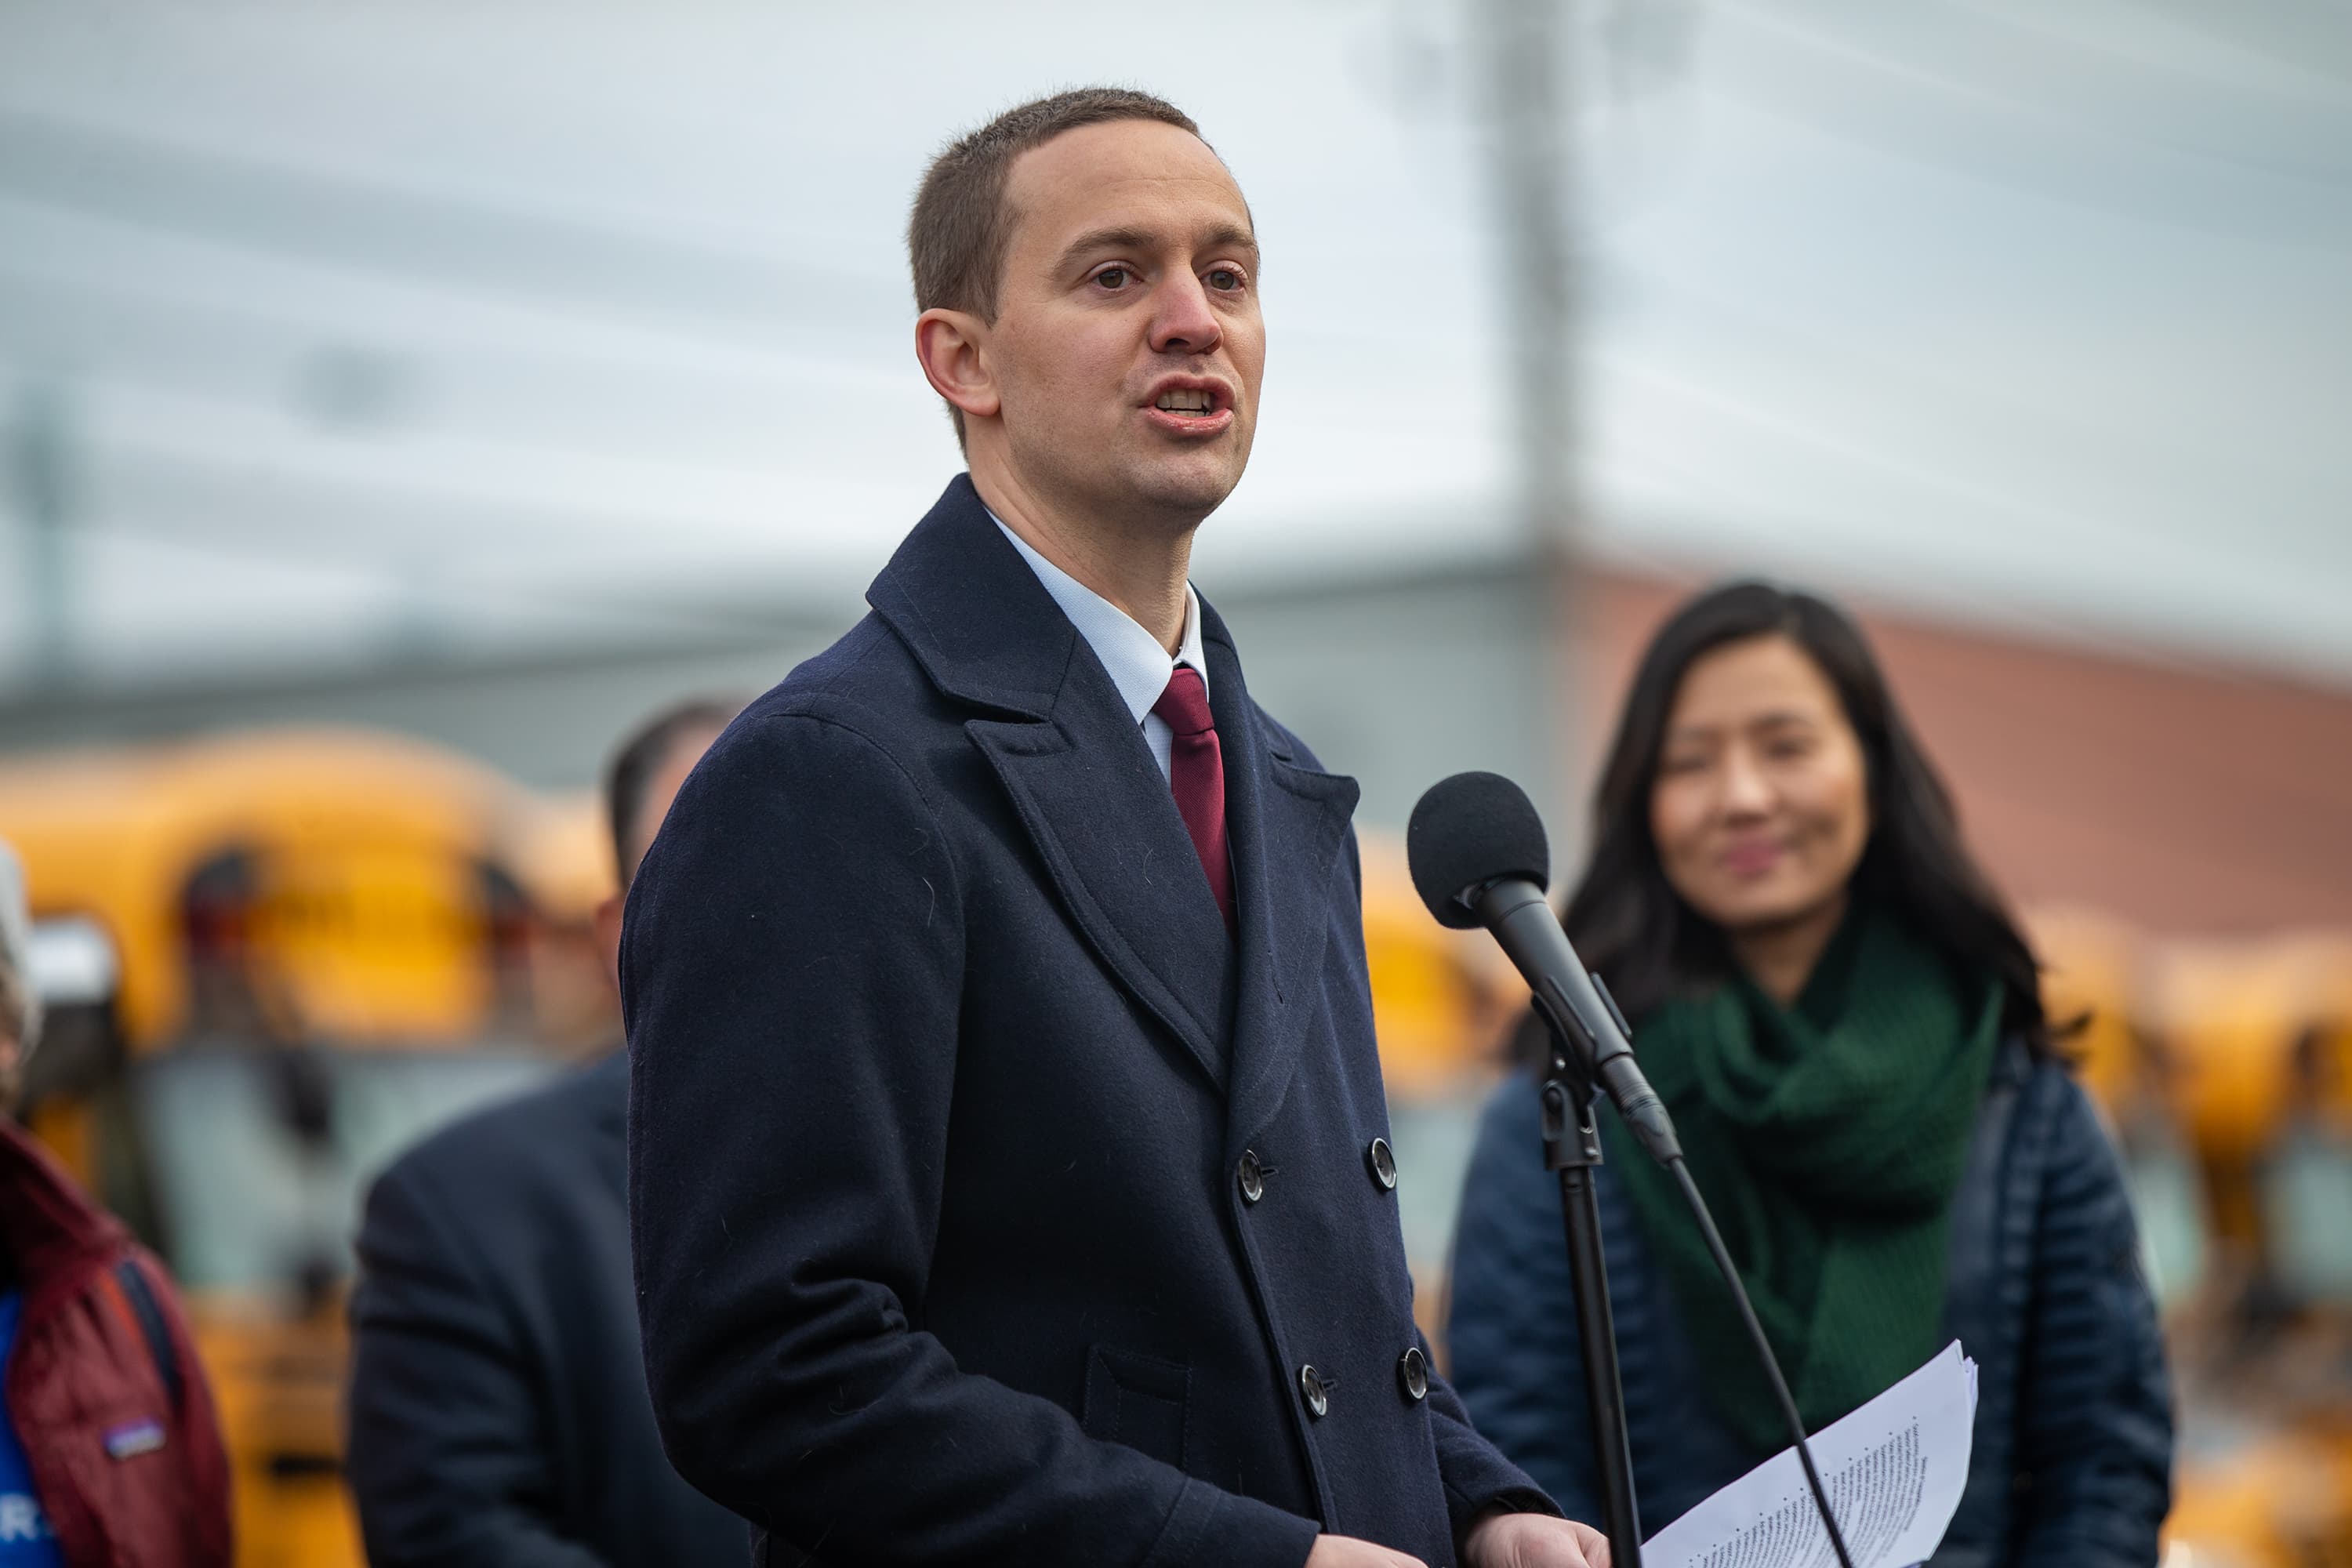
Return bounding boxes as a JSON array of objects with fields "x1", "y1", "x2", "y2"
[
  {"x1": 1095, "y1": 267, "x2": 1130, "y2": 289},
  {"x1": 1207, "y1": 267, "x2": 1243, "y2": 291}
]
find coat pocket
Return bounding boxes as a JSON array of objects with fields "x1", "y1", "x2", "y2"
[{"x1": 1082, "y1": 1345, "x2": 1192, "y2": 1472}]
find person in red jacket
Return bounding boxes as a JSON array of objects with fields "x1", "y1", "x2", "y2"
[{"x1": 0, "y1": 840, "x2": 233, "y2": 1567}]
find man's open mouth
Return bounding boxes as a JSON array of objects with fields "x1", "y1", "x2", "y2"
[{"x1": 1155, "y1": 388, "x2": 1220, "y2": 414}]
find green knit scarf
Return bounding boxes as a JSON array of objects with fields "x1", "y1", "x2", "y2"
[{"x1": 1599, "y1": 902, "x2": 2002, "y2": 1456}]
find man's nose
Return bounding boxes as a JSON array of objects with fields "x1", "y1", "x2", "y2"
[{"x1": 1149, "y1": 272, "x2": 1222, "y2": 358}]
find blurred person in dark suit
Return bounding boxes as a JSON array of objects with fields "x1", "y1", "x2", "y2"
[
  {"x1": 0, "y1": 839, "x2": 234, "y2": 1568},
  {"x1": 347, "y1": 700, "x2": 743, "y2": 1567},
  {"x1": 1446, "y1": 583, "x2": 2173, "y2": 1566},
  {"x1": 626, "y1": 89, "x2": 1604, "y2": 1568}
]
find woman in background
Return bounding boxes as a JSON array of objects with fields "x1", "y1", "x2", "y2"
[{"x1": 1446, "y1": 582, "x2": 2172, "y2": 1566}]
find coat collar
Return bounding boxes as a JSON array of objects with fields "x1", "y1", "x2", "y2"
[
  {"x1": 866, "y1": 474, "x2": 1076, "y2": 722},
  {"x1": 0, "y1": 1118, "x2": 131, "y2": 1288},
  {"x1": 988, "y1": 514, "x2": 1213, "y2": 726},
  {"x1": 871, "y1": 476, "x2": 1359, "y2": 1127}
]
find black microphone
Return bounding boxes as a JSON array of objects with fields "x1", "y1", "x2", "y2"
[{"x1": 1406, "y1": 771, "x2": 1680, "y2": 1165}]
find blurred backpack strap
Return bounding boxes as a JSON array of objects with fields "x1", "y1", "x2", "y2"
[{"x1": 111, "y1": 1258, "x2": 183, "y2": 1412}]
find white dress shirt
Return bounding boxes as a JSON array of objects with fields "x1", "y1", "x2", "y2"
[{"x1": 991, "y1": 515, "x2": 1209, "y2": 783}]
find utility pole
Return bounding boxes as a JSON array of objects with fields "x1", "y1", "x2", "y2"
[
  {"x1": 1475, "y1": 0, "x2": 1585, "y2": 844},
  {"x1": 9, "y1": 379, "x2": 76, "y2": 691},
  {"x1": 1480, "y1": 0, "x2": 1581, "y2": 558}
]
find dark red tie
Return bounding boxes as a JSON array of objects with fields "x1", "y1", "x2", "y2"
[{"x1": 1153, "y1": 666, "x2": 1234, "y2": 931}]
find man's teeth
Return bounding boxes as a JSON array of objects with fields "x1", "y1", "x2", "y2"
[{"x1": 1156, "y1": 390, "x2": 1214, "y2": 412}]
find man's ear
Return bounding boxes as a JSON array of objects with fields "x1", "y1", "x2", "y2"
[
  {"x1": 915, "y1": 307, "x2": 1001, "y2": 424},
  {"x1": 593, "y1": 893, "x2": 625, "y2": 1000}
]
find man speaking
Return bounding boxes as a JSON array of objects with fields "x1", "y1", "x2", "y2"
[{"x1": 625, "y1": 89, "x2": 1605, "y2": 1568}]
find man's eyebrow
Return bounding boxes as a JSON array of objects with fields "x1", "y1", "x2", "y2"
[
  {"x1": 1054, "y1": 222, "x2": 1262, "y2": 274},
  {"x1": 1056, "y1": 226, "x2": 1156, "y2": 273},
  {"x1": 1199, "y1": 222, "x2": 1261, "y2": 263}
]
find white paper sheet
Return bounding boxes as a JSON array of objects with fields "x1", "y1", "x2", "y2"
[{"x1": 1641, "y1": 1341, "x2": 1979, "y2": 1568}]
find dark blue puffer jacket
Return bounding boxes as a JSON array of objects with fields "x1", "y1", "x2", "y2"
[{"x1": 1446, "y1": 1038, "x2": 2173, "y2": 1566}]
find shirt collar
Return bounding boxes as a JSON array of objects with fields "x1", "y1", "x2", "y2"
[{"x1": 991, "y1": 514, "x2": 1208, "y2": 728}]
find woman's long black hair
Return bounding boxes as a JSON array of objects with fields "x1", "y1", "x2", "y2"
[{"x1": 1544, "y1": 579, "x2": 2061, "y2": 1058}]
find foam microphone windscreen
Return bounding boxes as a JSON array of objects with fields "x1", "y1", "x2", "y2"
[{"x1": 1406, "y1": 771, "x2": 1552, "y2": 930}]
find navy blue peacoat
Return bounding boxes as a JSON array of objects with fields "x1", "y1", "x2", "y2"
[
  {"x1": 350, "y1": 1052, "x2": 750, "y2": 1566},
  {"x1": 623, "y1": 475, "x2": 1552, "y2": 1567}
]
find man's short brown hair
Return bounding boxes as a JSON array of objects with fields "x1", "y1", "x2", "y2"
[{"x1": 909, "y1": 87, "x2": 1203, "y2": 447}]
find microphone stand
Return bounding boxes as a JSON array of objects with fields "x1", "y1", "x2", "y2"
[{"x1": 1537, "y1": 1021, "x2": 1643, "y2": 1568}]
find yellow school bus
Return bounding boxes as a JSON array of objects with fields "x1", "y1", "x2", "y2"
[{"x1": 0, "y1": 728, "x2": 608, "y2": 1568}]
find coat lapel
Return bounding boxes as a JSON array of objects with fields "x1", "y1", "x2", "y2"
[
  {"x1": 1201, "y1": 601, "x2": 1361, "y2": 1147},
  {"x1": 965, "y1": 701, "x2": 1238, "y2": 1091},
  {"x1": 870, "y1": 477, "x2": 1237, "y2": 1090}
]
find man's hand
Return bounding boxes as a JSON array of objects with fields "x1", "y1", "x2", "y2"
[
  {"x1": 1462, "y1": 1509, "x2": 1611, "y2": 1568},
  {"x1": 1305, "y1": 1512, "x2": 1610, "y2": 1568},
  {"x1": 1305, "y1": 1534, "x2": 1428, "y2": 1567}
]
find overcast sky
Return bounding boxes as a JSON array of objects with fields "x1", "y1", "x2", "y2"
[{"x1": 2, "y1": 0, "x2": 2347, "y2": 693}]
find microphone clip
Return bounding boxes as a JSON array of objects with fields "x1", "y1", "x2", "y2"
[
  {"x1": 1539, "y1": 1075, "x2": 1606, "y2": 1174},
  {"x1": 1537, "y1": 966, "x2": 1651, "y2": 1175},
  {"x1": 1536, "y1": 971, "x2": 1628, "y2": 1174}
]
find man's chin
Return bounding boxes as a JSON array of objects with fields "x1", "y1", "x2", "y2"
[{"x1": 1123, "y1": 452, "x2": 1247, "y2": 523}]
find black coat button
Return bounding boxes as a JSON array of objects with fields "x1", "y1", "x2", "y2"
[
  {"x1": 1366, "y1": 1137, "x2": 1398, "y2": 1191},
  {"x1": 1238, "y1": 1150, "x2": 1266, "y2": 1205},
  {"x1": 1298, "y1": 1364, "x2": 1330, "y2": 1418},
  {"x1": 1399, "y1": 1345, "x2": 1429, "y2": 1402}
]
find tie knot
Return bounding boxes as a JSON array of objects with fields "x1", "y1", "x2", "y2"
[{"x1": 1153, "y1": 665, "x2": 1215, "y2": 738}]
